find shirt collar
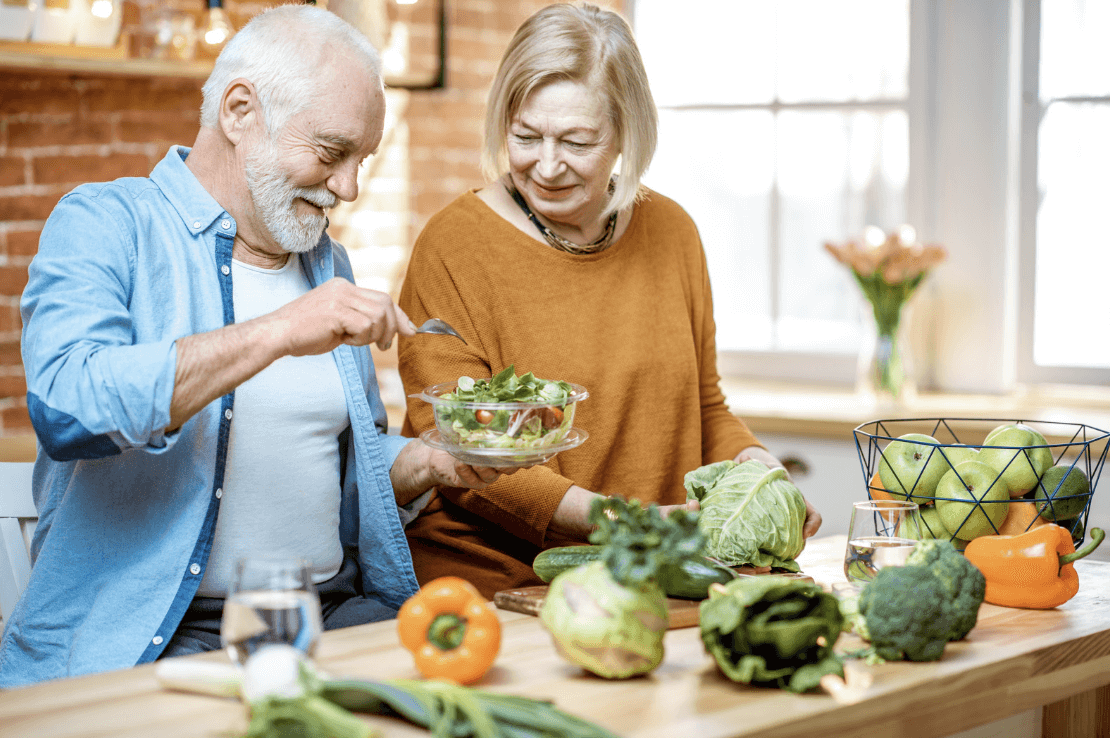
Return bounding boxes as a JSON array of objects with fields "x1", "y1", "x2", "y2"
[{"x1": 149, "y1": 146, "x2": 230, "y2": 237}]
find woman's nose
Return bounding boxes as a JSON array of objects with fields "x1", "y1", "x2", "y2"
[{"x1": 535, "y1": 141, "x2": 564, "y2": 179}]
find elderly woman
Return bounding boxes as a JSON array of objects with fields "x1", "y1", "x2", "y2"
[{"x1": 397, "y1": 2, "x2": 821, "y2": 598}]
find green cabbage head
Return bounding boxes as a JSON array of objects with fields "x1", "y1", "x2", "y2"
[
  {"x1": 684, "y1": 460, "x2": 807, "y2": 569},
  {"x1": 539, "y1": 561, "x2": 667, "y2": 679}
]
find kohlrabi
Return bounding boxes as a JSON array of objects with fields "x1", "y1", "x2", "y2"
[{"x1": 538, "y1": 496, "x2": 704, "y2": 679}]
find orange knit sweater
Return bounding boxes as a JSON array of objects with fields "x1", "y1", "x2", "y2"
[{"x1": 396, "y1": 189, "x2": 760, "y2": 598}]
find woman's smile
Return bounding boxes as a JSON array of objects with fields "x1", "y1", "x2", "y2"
[{"x1": 506, "y1": 79, "x2": 619, "y2": 240}]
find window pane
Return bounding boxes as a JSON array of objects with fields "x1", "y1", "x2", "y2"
[
  {"x1": 642, "y1": 110, "x2": 775, "y2": 351},
  {"x1": 634, "y1": 0, "x2": 775, "y2": 106},
  {"x1": 777, "y1": 0, "x2": 909, "y2": 103},
  {"x1": 1040, "y1": 0, "x2": 1110, "y2": 99},
  {"x1": 1034, "y1": 103, "x2": 1110, "y2": 369},
  {"x1": 777, "y1": 110, "x2": 908, "y2": 352}
]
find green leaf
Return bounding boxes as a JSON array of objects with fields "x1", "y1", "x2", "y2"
[{"x1": 586, "y1": 496, "x2": 705, "y2": 587}]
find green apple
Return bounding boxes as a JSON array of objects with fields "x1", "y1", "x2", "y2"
[
  {"x1": 1034, "y1": 464, "x2": 1090, "y2": 521},
  {"x1": 896, "y1": 506, "x2": 947, "y2": 541},
  {"x1": 1059, "y1": 517, "x2": 1085, "y2": 543},
  {"x1": 935, "y1": 460, "x2": 1010, "y2": 540},
  {"x1": 979, "y1": 423, "x2": 1052, "y2": 497},
  {"x1": 878, "y1": 433, "x2": 948, "y2": 503},
  {"x1": 936, "y1": 446, "x2": 979, "y2": 475}
]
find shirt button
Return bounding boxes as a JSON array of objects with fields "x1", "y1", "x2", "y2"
[
  {"x1": 215, "y1": 488, "x2": 223, "y2": 499},
  {"x1": 192, "y1": 220, "x2": 201, "y2": 229},
  {"x1": 189, "y1": 563, "x2": 201, "y2": 575},
  {"x1": 224, "y1": 408, "x2": 233, "y2": 420},
  {"x1": 221, "y1": 265, "x2": 230, "y2": 276},
  {"x1": 152, "y1": 635, "x2": 164, "y2": 646},
  {"x1": 221, "y1": 219, "x2": 231, "y2": 229}
]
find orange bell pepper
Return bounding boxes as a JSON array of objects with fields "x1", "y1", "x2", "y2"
[
  {"x1": 963, "y1": 524, "x2": 1105, "y2": 609},
  {"x1": 396, "y1": 576, "x2": 502, "y2": 684}
]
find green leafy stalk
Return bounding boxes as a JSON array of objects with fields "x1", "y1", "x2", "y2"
[
  {"x1": 243, "y1": 694, "x2": 376, "y2": 738},
  {"x1": 586, "y1": 496, "x2": 705, "y2": 587},
  {"x1": 853, "y1": 271, "x2": 925, "y2": 338},
  {"x1": 322, "y1": 678, "x2": 621, "y2": 738}
]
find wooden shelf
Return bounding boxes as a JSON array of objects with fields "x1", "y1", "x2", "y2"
[{"x1": 0, "y1": 36, "x2": 212, "y2": 80}]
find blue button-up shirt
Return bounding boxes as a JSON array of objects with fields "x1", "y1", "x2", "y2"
[{"x1": 0, "y1": 146, "x2": 420, "y2": 688}]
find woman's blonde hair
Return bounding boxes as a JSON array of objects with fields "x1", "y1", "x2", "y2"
[{"x1": 482, "y1": 3, "x2": 658, "y2": 215}]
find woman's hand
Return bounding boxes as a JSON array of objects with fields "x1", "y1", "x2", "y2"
[
  {"x1": 734, "y1": 445, "x2": 823, "y2": 539},
  {"x1": 390, "y1": 439, "x2": 518, "y2": 505},
  {"x1": 661, "y1": 497, "x2": 773, "y2": 574}
]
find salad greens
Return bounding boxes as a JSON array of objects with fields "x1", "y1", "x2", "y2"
[{"x1": 436, "y1": 365, "x2": 578, "y2": 450}]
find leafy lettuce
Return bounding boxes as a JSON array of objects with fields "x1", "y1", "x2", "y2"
[
  {"x1": 699, "y1": 576, "x2": 844, "y2": 693},
  {"x1": 683, "y1": 460, "x2": 807, "y2": 570}
]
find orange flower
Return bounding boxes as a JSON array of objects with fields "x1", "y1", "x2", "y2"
[{"x1": 824, "y1": 225, "x2": 947, "y2": 285}]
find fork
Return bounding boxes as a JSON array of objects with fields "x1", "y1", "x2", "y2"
[{"x1": 413, "y1": 318, "x2": 467, "y2": 344}]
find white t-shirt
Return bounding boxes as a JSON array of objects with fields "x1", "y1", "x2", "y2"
[{"x1": 197, "y1": 258, "x2": 349, "y2": 597}]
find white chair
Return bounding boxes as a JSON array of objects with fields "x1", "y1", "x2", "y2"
[{"x1": 0, "y1": 461, "x2": 37, "y2": 624}]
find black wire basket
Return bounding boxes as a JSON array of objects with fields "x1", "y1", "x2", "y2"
[{"x1": 853, "y1": 418, "x2": 1108, "y2": 548}]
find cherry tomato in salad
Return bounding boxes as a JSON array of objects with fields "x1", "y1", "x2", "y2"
[
  {"x1": 540, "y1": 406, "x2": 564, "y2": 429},
  {"x1": 474, "y1": 409, "x2": 494, "y2": 425}
]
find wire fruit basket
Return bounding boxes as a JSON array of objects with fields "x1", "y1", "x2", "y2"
[{"x1": 853, "y1": 418, "x2": 1108, "y2": 548}]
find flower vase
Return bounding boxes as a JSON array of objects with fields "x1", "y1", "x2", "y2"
[{"x1": 856, "y1": 297, "x2": 916, "y2": 405}]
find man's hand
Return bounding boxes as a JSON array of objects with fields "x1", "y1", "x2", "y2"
[
  {"x1": 267, "y1": 277, "x2": 416, "y2": 355},
  {"x1": 390, "y1": 439, "x2": 517, "y2": 506},
  {"x1": 169, "y1": 278, "x2": 416, "y2": 431}
]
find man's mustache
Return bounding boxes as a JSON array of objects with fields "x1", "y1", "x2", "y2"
[{"x1": 296, "y1": 188, "x2": 337, "y2": 210}]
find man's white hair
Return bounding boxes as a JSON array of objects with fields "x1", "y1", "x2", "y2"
[{"x1": 199, "y1": 4, "x2": 382, "y2": 135}]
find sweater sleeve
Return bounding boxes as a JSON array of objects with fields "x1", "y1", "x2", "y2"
[
  {"x1": 687, "y1": 223, "x2": 763, "y2": 463},
  {"x1": 397, "y1": 202, "x2": 574, "y2": 546}
]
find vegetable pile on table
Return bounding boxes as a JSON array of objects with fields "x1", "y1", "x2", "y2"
[
  {"x1": 699, "y1": 576, "x2": 845, "y2": 693},
  {"x1": 839, "y1": 538, "x2": 986, "y2": 663},
  {"x1": 539, "y1": 495, "x2": 704, "y2": 679},
  {"x1": 684, "y1": 459, "x2": 809, "y2": 571}
]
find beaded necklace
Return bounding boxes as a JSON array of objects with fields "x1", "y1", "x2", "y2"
[{"x1": 504, "y1": 182, "x2": 618, "y2": 255}]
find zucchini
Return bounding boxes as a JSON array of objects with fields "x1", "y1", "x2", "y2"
[
  {"x1": 533, "y1": 546, "x2": 604, "y2": 582},
  {"x1": 532, "y1": 545, "x2": 738, "y2": 599},
  {"x1": 656, "y1": 557, "x2": 739, "y2": 599}
]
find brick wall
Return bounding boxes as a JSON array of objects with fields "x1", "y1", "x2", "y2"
[{"x1": 0, "y1": 0, "x2": 621, "y2": 437}]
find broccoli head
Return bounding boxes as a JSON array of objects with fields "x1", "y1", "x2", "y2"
[
  {"x1": 905, "y1": 539, "x2": 986, "y2": 640},
  {"x1": 858, "y1": 566, "x2": 955, "y2": 662}
]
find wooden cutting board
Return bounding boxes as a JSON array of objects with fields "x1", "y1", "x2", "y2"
[
  {"x1": 493, "y1": 585, "x2": 703, "y2": 629},
  {"x1": 493, "y1": 572, "x2": 817, "y2": 630}
]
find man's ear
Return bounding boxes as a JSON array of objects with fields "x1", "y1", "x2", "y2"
[{"x1": 219, "y1": 78, "x2": 261, "y2": 146}]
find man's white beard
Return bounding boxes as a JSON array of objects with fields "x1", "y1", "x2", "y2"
[{"x1": 244, "y1": 135, "x2": 338, "y2": 254}]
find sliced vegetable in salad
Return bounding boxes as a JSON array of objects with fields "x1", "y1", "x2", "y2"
[{"x1": 433, "y1": 365, "x2": 583, "y2": 450}]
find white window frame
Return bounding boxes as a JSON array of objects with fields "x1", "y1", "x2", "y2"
[
  {"x1": 1015, "y1": 0, "x2": 1110, "y2": 387},
  {"x1": 630, "y1": 0, "x2": 1109, "y2": 394}
]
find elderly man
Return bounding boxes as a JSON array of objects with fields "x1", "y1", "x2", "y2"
[{"x1": 0, "y1": 5, "x2": 496, "y2": 687}]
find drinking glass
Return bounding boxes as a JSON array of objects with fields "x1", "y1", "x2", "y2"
[
  {"x1": 220, "y1": 557, "x2": 324, "y2": 664},
  {"x1": 843, "y1": 500, "x2": 920, "y2": 583}
]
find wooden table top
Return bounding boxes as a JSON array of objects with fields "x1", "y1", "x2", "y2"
[{"x1": 2, "y1": 535, "x2": 1109, "y2": 738}]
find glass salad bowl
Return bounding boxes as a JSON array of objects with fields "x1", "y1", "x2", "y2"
[{"x1": 411, "y1": 369, "x2": 589, "y2": 468}]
